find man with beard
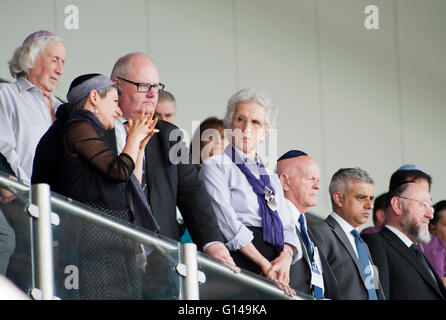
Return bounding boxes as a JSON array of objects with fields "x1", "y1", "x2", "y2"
[{"x1": 362, "y1": 181, "x2": 446, "y2": 299}]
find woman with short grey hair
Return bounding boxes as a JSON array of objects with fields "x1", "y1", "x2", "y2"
[
  {"x1": 223, "y1": 88, "x2": 279, "y2": 131},
  {"x1": 199, "y1": 88, "x2": 300, "y2": 296}
]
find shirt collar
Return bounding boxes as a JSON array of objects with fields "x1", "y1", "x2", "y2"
[
  {"x1": 330, "y1": 211, "x2": 357, "y2": 234},
  {"x1": 16, "y1": 76, "x2": 36, "y2": 93},
  {"x1": 285, "y1": 198, "x2": 301, "y2": 226},
  {"x1": 116, "y1": 116, "x2": 127, "y2": 125},
  {"x1": 16, "y1": 76, "x2": 61, "y2": 107},
  {"x1": 225, "y1": 144, "x2": 260, "y2": 165},
  {"x1": 384, "y1": 224, "x2": 414, "y2": 248}
]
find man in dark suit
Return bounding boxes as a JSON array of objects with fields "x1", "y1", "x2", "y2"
[
  {"x1": 362, "y1": 180, "x2": 446, "y2": 300},
  {"x1": 108, "y1": 52, "x2": 235, "y2": 266},
  {"x1": 311, "y1": 168, "x2": 384, "y2": 300},
  {"x1": 276, "y1": 150, "x2": 339, "y2": 299}
]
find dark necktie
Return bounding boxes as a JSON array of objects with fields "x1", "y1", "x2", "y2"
[
  {"x1": 141, "y1": 156, "x2": 148, "y2": 199},
  {"x1": 351, "y1": 230, "x2": 378, "y2": 300},
  {"x1": 298, "y1": 215, "x2": 323, "y2": 300},
  {"x1": 410, "y1": 243, "x2": 438, "y2": 284}
]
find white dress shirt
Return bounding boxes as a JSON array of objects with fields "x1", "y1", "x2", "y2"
[
  {"x1": 198, "y1": 146, "x2": 301, "y2": 263},
  {"x1": 0, "y1": 77, "x2": 61, "y2": 185},
  {"x1": 384, "y1": 224, "x2": 414, "y2": 248},
  {"x1": 114, "y1": 117, "x2": 127, "y2": 154},
  {"x1": 330, "y1": 211, "x2": 375, "y2": 277}
]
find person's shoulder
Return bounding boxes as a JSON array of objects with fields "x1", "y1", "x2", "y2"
[
  {"x1": 431, "y1": 234, "x2": 446, "y2": 250},
  {"x1": 156, "y1": 119, "x2": 180, "y2": 134},
  {"x1": 362, "y1": 230, "x2": 385, "y2": 246},
  {"x1": 0, "y1": 81, "x2": 15, "y2": 91},
  {"x1": 0, "y1": 81, "x2": 18, "y2": 104},
  {"x1": 310, "y1": 218, "x2": 331, "y2": 234}
]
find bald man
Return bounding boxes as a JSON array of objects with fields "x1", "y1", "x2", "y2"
[
  {"x1": 105, "y1": 53, "x2": 238, "y2": 298},
  {"x1": 276, "y1": 150, "x2": 338, "y2": 299}
]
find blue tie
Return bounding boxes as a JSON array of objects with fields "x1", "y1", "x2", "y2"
[
  {"x1": 298, "y1": 215, "x2": 323, "y2": 300},
  {"x1": 351, "y1": 230, "x2": 378, "y2": 300}
]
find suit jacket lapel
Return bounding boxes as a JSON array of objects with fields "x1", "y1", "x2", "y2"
[
  {"x1": 296, "y1": 226, "x2": 311, "y2": 267},
  {"x1": 326, "y1": 216, "x2": 364, "y2": 281},
  {"x1": 381, "y1": 227, "x2": 444, "y2": 296}
]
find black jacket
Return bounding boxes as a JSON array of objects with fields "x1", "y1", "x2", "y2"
[
  {"x1": 103, "y1": 120, "x2": 225, "y2": 249},
  {"x1": 362, "y1": 227, "x2": 446, "y2": 300}
]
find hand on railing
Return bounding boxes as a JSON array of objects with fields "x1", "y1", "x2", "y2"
[
  {"x1": 272, "y1": 279, "x2": 296, "y2": 297},
  {"x1": 0, "y1": 176, "x2": 18, "y2": 204},
  {"x1": 204, "y1": 241, "x2": 241, "y2": 273},
  {"x1": 264, "y1": 247, "x2": 296, "y2": 297}
]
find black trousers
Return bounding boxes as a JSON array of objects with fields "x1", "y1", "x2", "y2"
[{"x1": 230, "y1": 227, "x2": 280, "y2": 275}]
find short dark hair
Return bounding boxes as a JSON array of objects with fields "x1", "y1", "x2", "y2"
[
  {"x1": 372, "y1": 193, "x2": 387, "y2": 225},
  {"x1": 430, "y1": 200, "x2": 446, "y2": 228},
  {"x1": 388, "y1": 169, "x2": 432, "y2": 192},
  {"x1": 385, "y1": 168, "x2": 432, "y2": 209},
  {"x1": 189, "y1": 117, "x2": 225, "y2": 164}
]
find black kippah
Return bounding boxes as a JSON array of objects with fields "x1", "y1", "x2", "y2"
[{"x1": 277, "y1": 150, "x2": 308, "y2": 161}]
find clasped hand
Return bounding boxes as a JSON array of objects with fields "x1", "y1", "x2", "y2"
[{"x1": 124, "y1": 109, "x2": 159, "y2": 148}]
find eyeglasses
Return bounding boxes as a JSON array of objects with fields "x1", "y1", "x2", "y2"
[
  {"x1": 397, "y1": 196, "x2": 434, "y2": 213},
  {"x1": 117, "y1": 77, "x2": 165, "y2": 93}
]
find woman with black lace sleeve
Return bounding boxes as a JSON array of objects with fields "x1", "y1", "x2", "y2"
[{"x1": 56, "y1": 74, "x2": 158, "y2": 300}]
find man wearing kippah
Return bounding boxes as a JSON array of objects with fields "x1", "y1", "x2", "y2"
[
  {"x1": 361, "y1": 164, "x2": 431, "y2": 236},
  {"x1": 0, "y1": 30, "x2": 66, "y2": 186},
  {"x1": 276, "y1": 150, "x2": 338, "y2": 299},
  {"x1": 362, "y1": 166, "x2": 446, "y2": 299},
  {"x1": 0, "y1": 30, "x2": 65, "y2": 287}
]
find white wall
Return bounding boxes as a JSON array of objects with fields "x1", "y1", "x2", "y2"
[{"x1": 0, "y1": 0, "x2": 444, "y2": 228}]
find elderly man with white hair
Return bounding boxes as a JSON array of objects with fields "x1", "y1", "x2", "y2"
[
  {"x1": 199, "y1": 88, "x2": 301, "y2": 296},
  {"x1": 0, "y1": 30, "x2": 65, "y2": 288},
  {"x1": 0, "y1": 30, "x2": 66, "y2": 186}
]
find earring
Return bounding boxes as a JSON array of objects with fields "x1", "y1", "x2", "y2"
[{"x1": 94, "y1": 106, "x2": 99, "y2": 114}]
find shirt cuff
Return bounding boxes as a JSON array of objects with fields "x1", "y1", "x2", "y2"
[{"x1": 224, "y1": 225, "x2": 254, "y2": 252}]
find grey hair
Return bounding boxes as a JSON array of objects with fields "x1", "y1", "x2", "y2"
[
  {"x1": 223, "y1": 88, "x2": 279, "y2": 129},
  {"x1": 329, "y1": 167, "x2": 374, "y2": 206},
  {"x1": 73, "y1": 85, "x2": 122, "y2": 111},
  {"x1": 8, "y1": 36, "x2": 64, "y2": 79},
  {"x1": 158, "y1": 90, "x2": 176, "y2": 104}
]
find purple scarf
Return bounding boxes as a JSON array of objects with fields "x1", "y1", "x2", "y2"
[{"x1": 231, "y1": 146, "x2": 284, "y2": 254}]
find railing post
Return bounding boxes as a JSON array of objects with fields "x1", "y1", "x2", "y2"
[
  {"x1": 180, "y1": 243, "x2": 199, "y2": 300},
  {"x1": 31, "y1": 183, "x2": 55, "y2": 300}
]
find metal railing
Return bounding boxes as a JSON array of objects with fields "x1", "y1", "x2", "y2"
[{"x1": 0, "y1": 174, "x2": 309, "y2": 300}]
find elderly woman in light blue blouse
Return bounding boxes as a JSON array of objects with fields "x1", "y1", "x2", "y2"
[{"x1": 198, "y1": 88, "x2": 301, "y2": 290}]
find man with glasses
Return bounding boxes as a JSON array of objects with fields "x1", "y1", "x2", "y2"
[
  {"x1": 362, "y1": 176, "x2": 446, "y2": 299},
  {"x1": 106, "y1": 53, "x2": 236, "y2": 298}
]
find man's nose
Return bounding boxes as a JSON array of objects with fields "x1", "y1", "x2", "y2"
[{"x1": 55, "y1": 61, "x2": 63, "y2": 75}]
